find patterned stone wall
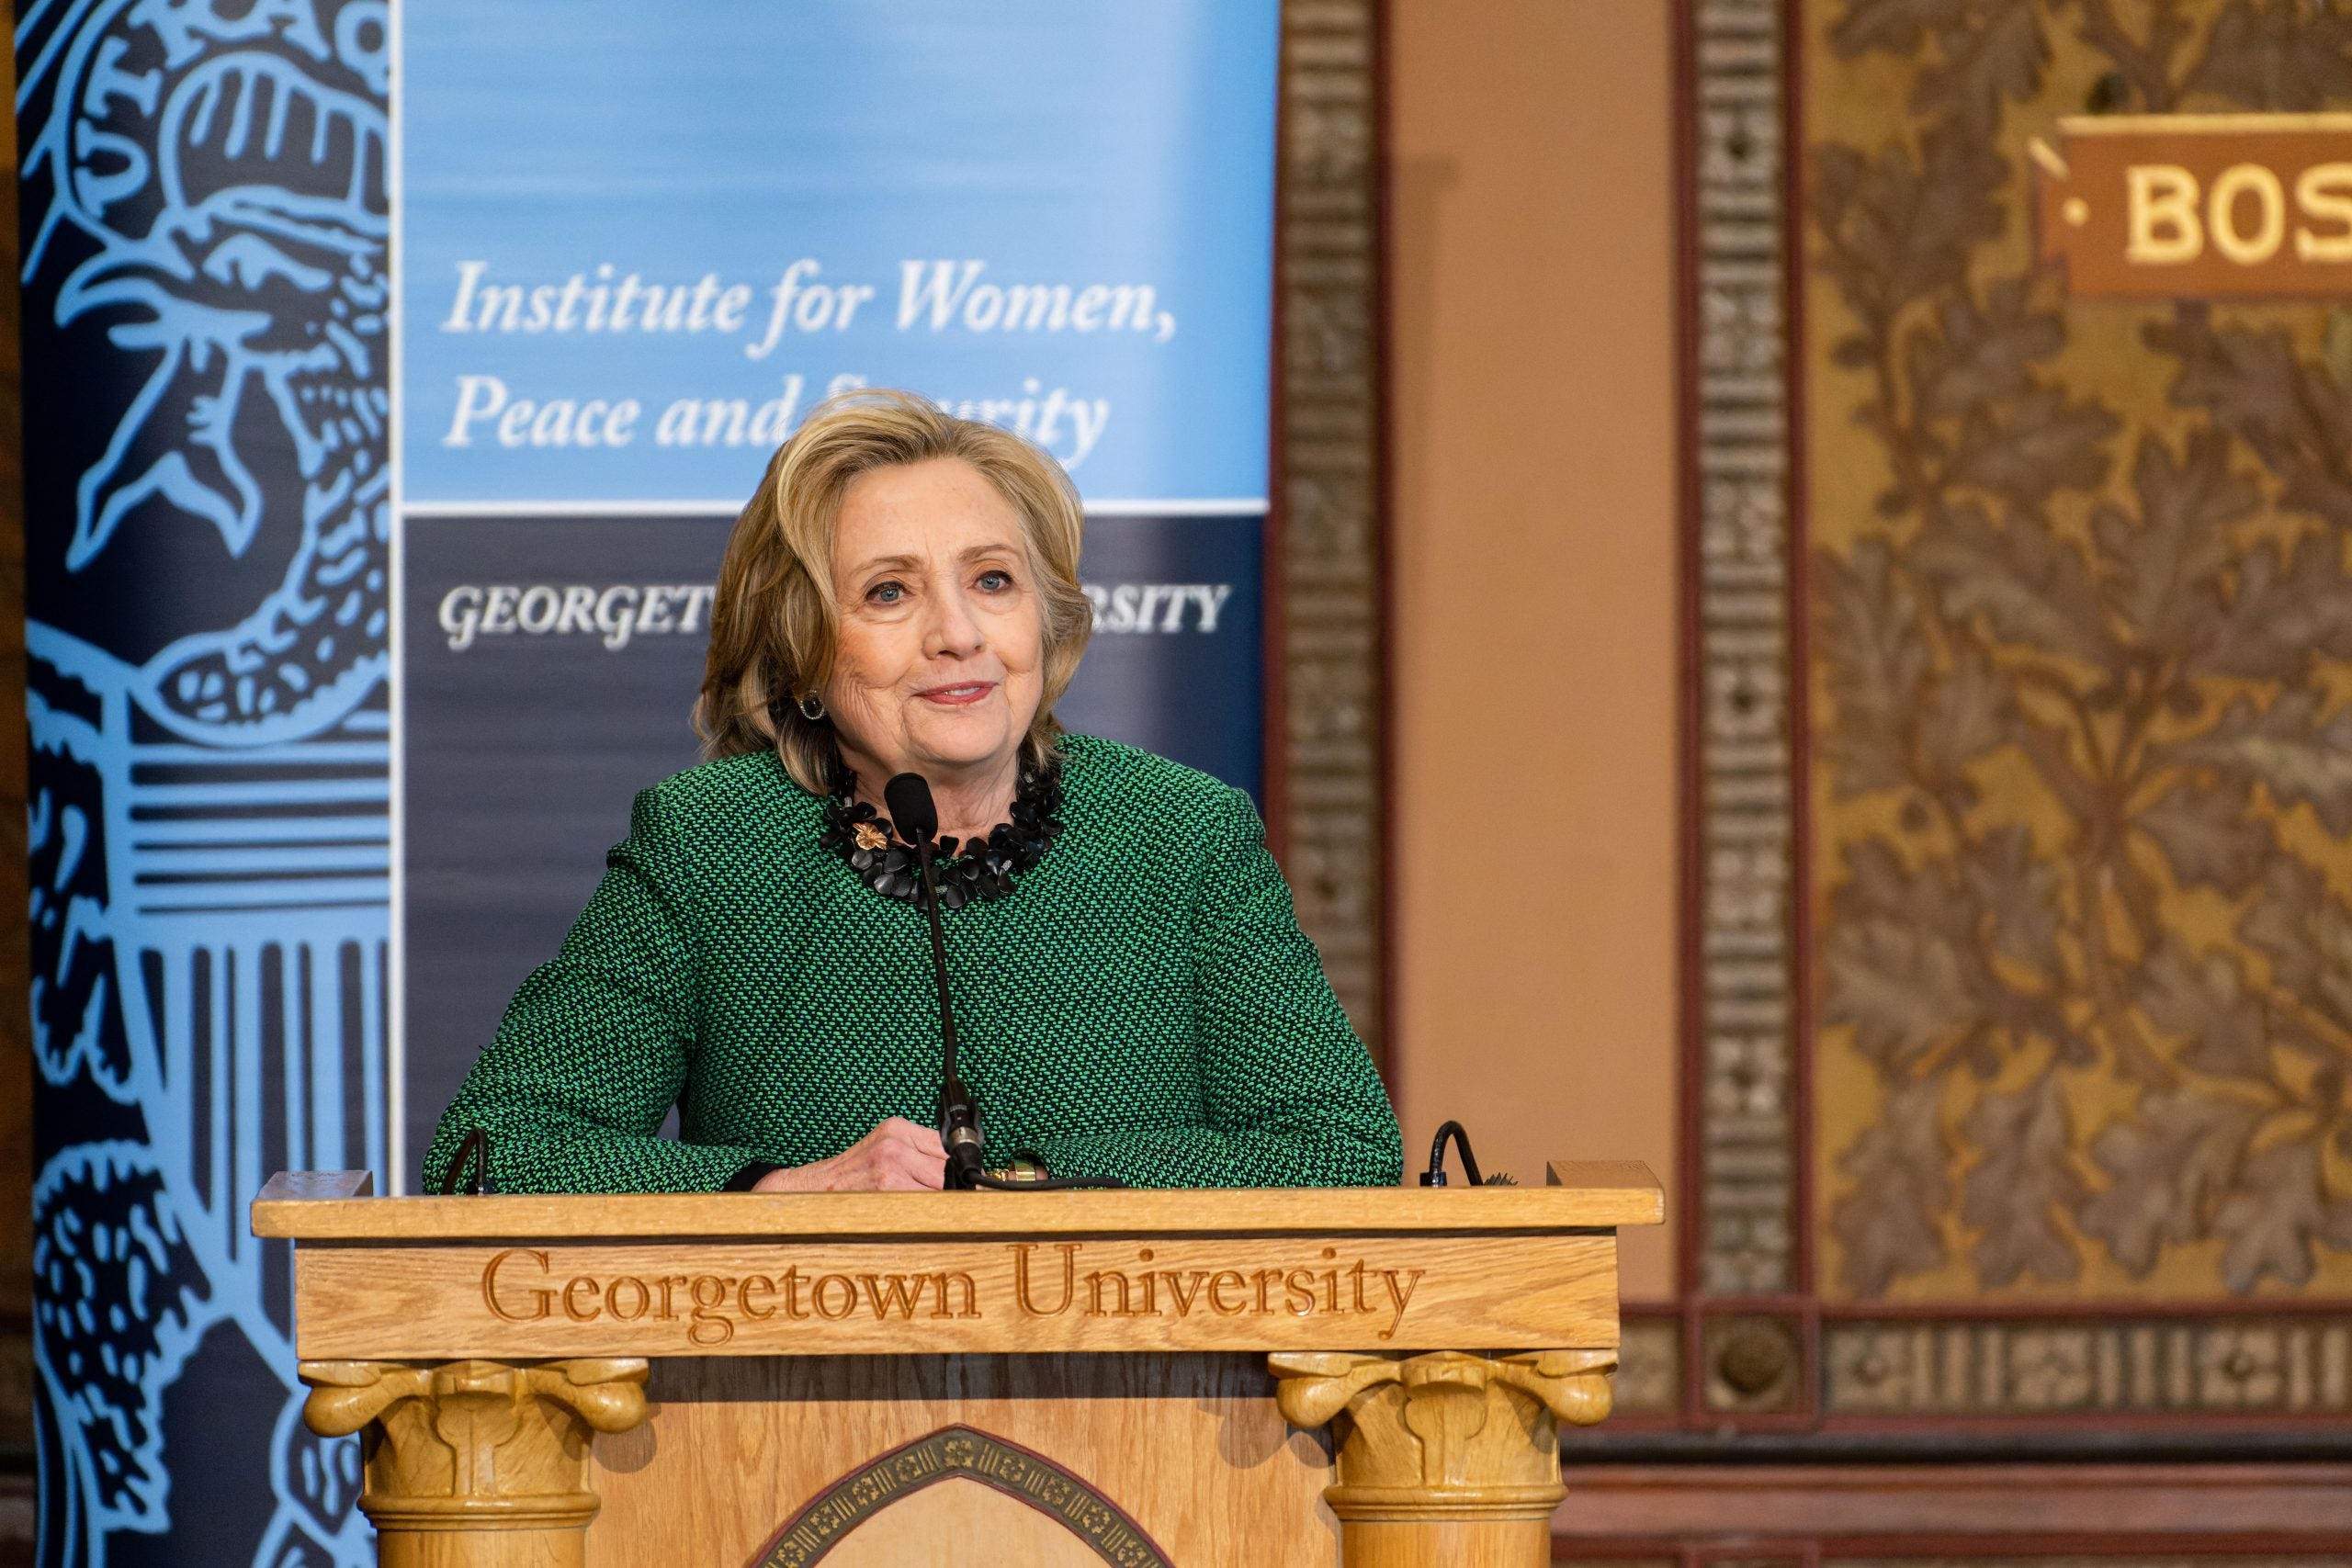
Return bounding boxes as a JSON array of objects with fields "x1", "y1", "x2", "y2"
[{"x1": 1278, "y1": 0, "x2": 1387, "y2": 1053}]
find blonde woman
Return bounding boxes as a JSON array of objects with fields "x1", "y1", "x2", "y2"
[{"x1": 425, "y1": 389, "x2": 1401, "y2": 1193}]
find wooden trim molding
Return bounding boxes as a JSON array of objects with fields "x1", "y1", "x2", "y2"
[
  {"x1": 1273, "y1": 0, "x2": 1388, "y2": 1058},
  {"x1": 1548, "y1": 1461, "x2": 2352, "y2": 1546},
  {"x1": 1555, "y1": 1551, "x2": 2352, "y2": 1567},
  {"x1": 252, "y1": 1162, "x2": 1667, "y2": 1240}
]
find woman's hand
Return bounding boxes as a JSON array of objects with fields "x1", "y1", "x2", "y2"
[{"x1": 752, "y1": 1118, "x2": 946, "y2": 1191}]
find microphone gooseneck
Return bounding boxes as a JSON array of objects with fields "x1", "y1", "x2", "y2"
[
  {"x1": 883, "y1": 770, "x2": 1127, "y2": 1193},
  {"x1": 886, "y1": 773, "x2": 987, "y2": 1190}
]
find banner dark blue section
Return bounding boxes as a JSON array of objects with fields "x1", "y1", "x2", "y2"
[
  {"x1": 1052, "y1": 514, "x2": 1265, "y2": 797},
  {"x1": 401, "y1": 514, "x2": 729, "y2": 1171}
]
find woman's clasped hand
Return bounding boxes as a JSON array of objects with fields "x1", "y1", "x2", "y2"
[{"x1": 750, "y1": 1117, "x2": 948, "y2": 1191}]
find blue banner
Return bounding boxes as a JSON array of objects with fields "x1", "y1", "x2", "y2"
[
  {"x1": 400, "y1": 0, "x2": 1276, "y2": 506},
  {"x1": 393, "y1": 3, "x2": 1279, "y2": 1193},
  {"x1": 18, "y1": 3, "x2": 1277, "y2": 1562}
]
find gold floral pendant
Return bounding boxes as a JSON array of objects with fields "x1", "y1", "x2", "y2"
[{"x1": 852, "y1": 821, "x2": 890, "y2": 852}]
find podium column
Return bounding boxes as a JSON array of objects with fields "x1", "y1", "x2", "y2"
[
  {"x1": 300, "y1": 1358, "x2": 649, "y2": 1568},
  {"x1": 1271, "y1": 1348, "x2": 1615, "y2": 1568}
]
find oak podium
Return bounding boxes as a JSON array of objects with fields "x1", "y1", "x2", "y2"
[{"x1": 252, "y1": 1162, "x2": 1662, "y2": 1568}]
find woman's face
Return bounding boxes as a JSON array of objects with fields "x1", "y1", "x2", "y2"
[{"x1": 821, "y1": 457, "x2": 1046, "y2": 787}]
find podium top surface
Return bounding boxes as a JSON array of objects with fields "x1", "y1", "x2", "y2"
[
  {"x1": 255, "y1": 1163, "x2": 1658, "y2": 1359},
  {"x1": 252, "y1": 1160, "x2": 1663, "y2": 1241}
]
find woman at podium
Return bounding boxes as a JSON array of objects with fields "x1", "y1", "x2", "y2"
[{"x1": 425, "y1": 389, "x2": 1403, "y2": 1194}]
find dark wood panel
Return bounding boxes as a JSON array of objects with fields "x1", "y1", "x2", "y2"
[
  {"x1": 1552, "y1": 1463, "x2": 2352, "y2": 1540},
  {"x1": 1557, "y1": 1547, "x2": 2352, "y2": 1568},
  {"x1": 0, "y1": 1472, "x2": 28, "y2": 1568}
]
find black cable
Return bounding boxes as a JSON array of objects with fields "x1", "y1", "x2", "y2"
[
  {"x1": 907, "y1": 831, "x2": 988, "y2": 1191},
  {"x1": 969, "y1": 1170, "x2": 1128, "y2": 1190},
  {"x1": 1420, "y1": 1119, "x2": 1483, "y2": 1187},
  {"x1": 438, "y1": 1127, "x2": 492, "y2": 1195}
]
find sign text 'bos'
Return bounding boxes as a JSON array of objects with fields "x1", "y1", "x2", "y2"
[{"x1": 2033, "y1": 114, "x2": 2352, "y2": 299}]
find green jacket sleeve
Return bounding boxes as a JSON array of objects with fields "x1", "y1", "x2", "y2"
[
  {"x1": 422, "y1": 788, "x2": 770, "y2": 1193},
  {"x1": 1023, "y1": 786, "x2": 1404, "y2": 1189}
]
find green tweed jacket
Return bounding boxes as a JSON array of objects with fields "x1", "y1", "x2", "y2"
[{"x1": 425, "y1": 734, "x2": 1404, "y2": 1192}]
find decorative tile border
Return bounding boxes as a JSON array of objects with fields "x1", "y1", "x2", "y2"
[
  {"x1": 1685, "y1": 0, "x2": 1801, "y2": 1298},
  {"x1": 1826, "y1": 1317, "x2": 2352, "y2": 1417},
  {"x1": 1276, "y1": 0, "x2": 1385, "y2": 1051},
  {"x1": 752, "y1": 1424, "x2": 1172, "y2": 1568},
  {"x1": 1611, "y1": 1314, "x2": 1686, "y2": 1416}
]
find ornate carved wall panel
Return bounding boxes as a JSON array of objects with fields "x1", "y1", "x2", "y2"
[
  {"x1": 1807, "y1": 0, "x2": 2352, "y2": 1315},
  {"x1": 1626, "y1": 0, "x2": 2352, "y2": 1448}
]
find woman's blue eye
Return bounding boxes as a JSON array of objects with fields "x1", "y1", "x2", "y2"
[
  {"x1": 978, "y1": 570, "x2": 1012, "y2": 592},
  {"x1": 869, "y1": 581, "x2": 905, "y2": 604}
]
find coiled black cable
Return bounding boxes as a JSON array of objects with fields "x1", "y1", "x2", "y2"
[{"x1": 1420, "y1": 1120, "x2": 1484, "y2": 1187}]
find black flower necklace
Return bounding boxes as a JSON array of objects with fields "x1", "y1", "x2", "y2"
[{"x1": 819, "y1": 761, "x2": 1064, "y2": 909}]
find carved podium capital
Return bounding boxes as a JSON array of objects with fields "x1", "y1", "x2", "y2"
[
  {"x1": 300, "y1": 1358, "x2": 648, "y2": 1564},
  {"x1": 1270, "y1": 1348, "x2": 1614, "y2": 1568}
]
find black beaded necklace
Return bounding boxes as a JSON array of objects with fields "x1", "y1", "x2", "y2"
[{"x1": 818, "y1": 760, "x2": 1064, "y2": 909}]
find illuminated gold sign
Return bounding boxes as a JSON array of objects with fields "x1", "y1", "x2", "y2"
[{"x1": 2032, "y1": 114, "x2": 2352, "y2": 298}]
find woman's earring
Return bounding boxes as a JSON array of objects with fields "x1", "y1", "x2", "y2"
[{"x1": 797, "y1": 692, "x2": 827, "y2": 722}]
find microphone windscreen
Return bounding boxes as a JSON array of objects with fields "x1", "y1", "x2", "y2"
[{"x1": 884, "y1": 773, "x2": 939, "y2": 841}]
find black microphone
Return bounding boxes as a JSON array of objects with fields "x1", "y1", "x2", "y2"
[{"x1": 885, "y1": 772, "x2": 987, "y2": 1190}]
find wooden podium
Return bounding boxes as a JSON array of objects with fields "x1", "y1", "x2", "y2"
[{"x1": 253, "y1": 1162, "x2": 1661, "y2": 1568}]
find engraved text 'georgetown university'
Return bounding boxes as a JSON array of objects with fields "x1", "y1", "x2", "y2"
[{"x1": 479, "y1": 1244, "x2": 1427, "y2": 1346}]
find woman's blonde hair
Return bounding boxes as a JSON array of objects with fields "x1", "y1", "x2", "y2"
[{"x1": 695, "y1": 388, "x2": 1092, "y2": 795}]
